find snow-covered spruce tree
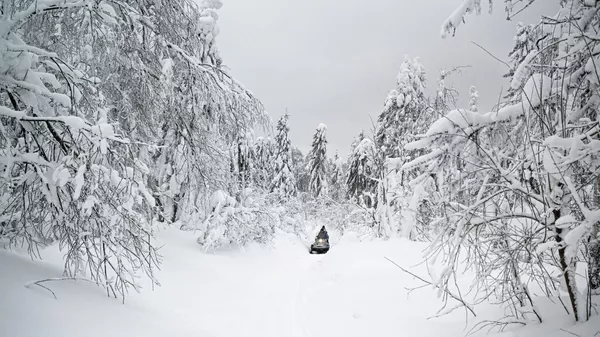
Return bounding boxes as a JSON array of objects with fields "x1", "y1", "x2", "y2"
[
  {"x1": 404, "y1": 0, "x2": 600, "y2": 325},
  {"x1": 223, "y1": 136, "x2": 252, "y2": 198},
  {"x1": 253, "y1": 137, "x2": 275, "y2": 191},
  {"x1": 373, "y1": 57, "x2": 433, "y2": 239},
  {"x1": 345, "y1": 135, "x2": 394, "y2": 237},
  {"x1": 0, "y1": 0, "x2": 160, "y2": 299},
  {"x1": 349, "y1": 130, "x2": 365, "y2": 154},
  {"x1": 329, "y1": 151, "x2": 346, "y2": 202},
  {"x1": 234, "y1": 132, "x2": 254, "y2": 191},
  {"x1": 346, "y1": 137, "x2": 378, "y2": 208},
  {"x1": 375, "y1": 56, "x2": 427, "y2": 159},
  {"x1": 306, "y1": 123, "x2": 328, "y2": 198},
  {"x1": 291, "y1": 147, "x2": 310, "y2": 193},
  {"x1": 347, "y1": 130, "x2": 366, "y2": 170},
  {"x1": 270, "y1": 114, "x2": 296, "y2": 198}
]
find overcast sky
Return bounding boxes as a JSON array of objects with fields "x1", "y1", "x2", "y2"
[{"x1": 217, "y1": 0, "x2": 558, "y2": 158}]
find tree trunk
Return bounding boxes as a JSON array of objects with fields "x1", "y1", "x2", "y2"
[
  {"x1": 171, "y1": 194, "x2": 180, "y2": 223},
  {"x1": 590, "y1": 242, "x2": 600, "y2": 293},
  {"x1": 589, "y1": 175, "x2": 600, "y2": 293},
  {"x1": 554, "y1": 208, "x2": 580, "y2": 321}
]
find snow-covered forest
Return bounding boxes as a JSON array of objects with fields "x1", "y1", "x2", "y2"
[{"x1": 1, "y1": 0, "x2": 599, "y2": 336}]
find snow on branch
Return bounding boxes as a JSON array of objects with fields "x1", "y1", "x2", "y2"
[
  {"x1": 441, "y1": 0, "x2": 483, "y2": 38},
  {"x1": 8, "y1": 0, "x2": 92, "y2": 30}
]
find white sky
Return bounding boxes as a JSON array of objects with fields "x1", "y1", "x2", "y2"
[{"x1": 217, "y1": 0, "x2": 559, "y2": 158}]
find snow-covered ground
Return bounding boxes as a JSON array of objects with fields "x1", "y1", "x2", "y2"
[{"x1": 1, "y1": 228, "x2": 599, "y2": 337}]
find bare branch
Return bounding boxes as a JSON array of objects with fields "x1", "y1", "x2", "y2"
[{"x1": 384, "y1": 257, "x2": 476, "y2": 317}]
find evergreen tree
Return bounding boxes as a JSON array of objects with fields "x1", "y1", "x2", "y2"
[
  {"x1": 231, "y1": 133, "x2": 254, "y2": 192},
  {"x1": 329, "y1": 151, "x2": 346, "y2": 202},
  {"x1": 253, "y1": 137, "x2": 275, "y2": 190},
  {"x1": 348, "y1": 130, "x2": 365, "y2": 161},
  {"x1": 306, "y1": 124, "x2": 328, "y2": 198},
  {"x1": 270, "y1": 114, "x2": 296, "y2": 198},
  {"x1": 291, "y1": 147, "x2": 310, "y2": 193},
  {"x1": 346, "y1": 138, "x2": 378, "y2": 207},
  {"x1": 375, "y1": 56, "x2": 427, "y2": 159}
]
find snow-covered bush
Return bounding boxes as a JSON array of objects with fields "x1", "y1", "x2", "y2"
[{"x1": 197, "y1": 189, "x2": 276, "y2": 251}]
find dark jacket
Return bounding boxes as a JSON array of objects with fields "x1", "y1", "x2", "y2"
[{"x1": 316, "y1": 227, "x2": 329, "y2": 241}]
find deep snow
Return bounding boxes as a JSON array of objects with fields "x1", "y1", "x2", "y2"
[{"x1": 1, "y1": 228, "x2": 599, "y2": 337}]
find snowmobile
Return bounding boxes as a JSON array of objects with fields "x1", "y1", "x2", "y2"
[
  {"x1": 310, "y1": 237, "x2": 329, "y2": 254},
  {"x1": 310, "y1": 226, "x2": 330, "y2": 254}
]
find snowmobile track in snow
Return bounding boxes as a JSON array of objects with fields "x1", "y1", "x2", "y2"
[{"x1": 295, "y1": 254, "x2": 327, "y2": 337}]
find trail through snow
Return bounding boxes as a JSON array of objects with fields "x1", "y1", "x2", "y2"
[{"x1": 1, "y1": 228, "x2": 599, "y2": 337}]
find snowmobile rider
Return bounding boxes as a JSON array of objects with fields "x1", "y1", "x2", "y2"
[{"x1": 316, "y1": 226, "x2": 329, "y2": 242}]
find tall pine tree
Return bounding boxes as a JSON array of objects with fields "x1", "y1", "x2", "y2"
[
  {"x1": 306, "y1": 124, "x2": 328, "y2": 198},
  {"x1": 329, "y1": 151, "x2": 346, "y2": 202},
  {"x1": 270, "y1": 114, "x2": 296, "y2": 198},
  {"x1": 348, "y1": 130, "x2": 365, "y2": 163},
  {"x1": 375, "y1": 56, "x2": 427, "y2": 159},
  {"x1": 253, "y1": 137, "x2": 275, "y2": 190},
  {"x1": 291, "y1": 147, "x2": 310, "y2": 193},
  {"x1": 346, "y1": 137, "x2": 378, "y2": 207}
]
